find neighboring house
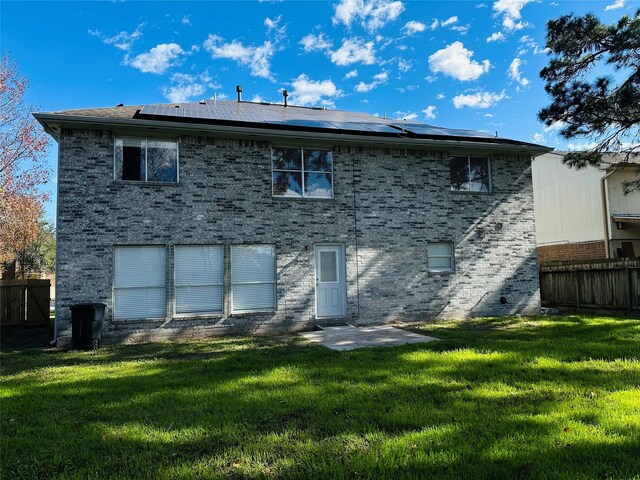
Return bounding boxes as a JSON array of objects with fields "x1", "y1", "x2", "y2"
[
  {"x1": 532, "y1": 151, "x2": 640, "y2": 263},
  {"x1": 35, "y1": 98, "x2": 550, "y2": 345}
]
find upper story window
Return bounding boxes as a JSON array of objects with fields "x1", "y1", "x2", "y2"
[
  {"x1": 115, "y1": 137, "x2": 178, "y2": 182},
  {"x1": 272, "y1": 147, "x2": 333, "y2": 199},
  {"x1": 450, "y1": 156, "x2": 491, "y2": 192}
]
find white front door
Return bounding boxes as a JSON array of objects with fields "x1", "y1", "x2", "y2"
[{"x1": 315, "y1": 245, "x2": 346, "y2": 318}]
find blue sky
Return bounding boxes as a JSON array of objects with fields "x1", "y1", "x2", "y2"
[{"x1": 2, "y1": 0, "x2": 638, "y2": 222}]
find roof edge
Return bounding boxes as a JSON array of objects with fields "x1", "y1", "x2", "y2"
[{"x1": 34, "y1": 112, "x2": 553, "y2": 156}]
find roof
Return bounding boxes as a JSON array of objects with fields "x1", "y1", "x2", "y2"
[
  {"x1": 35, "y1": 100, "x2": 551, "y2": 154},
  {"x1": 551, "y1": 150, "x2": 640, "y2": 166},
  {"x1": 611, "y1": 214, "x2": 640, "y2": 225}
]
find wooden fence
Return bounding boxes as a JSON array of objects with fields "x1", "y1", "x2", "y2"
[
  {"x1": 0, "y1": 279, "x2": 51, "y2": 326},
  {"x1": 539, "y1": 258, "x2": 640, "y2": 312}
]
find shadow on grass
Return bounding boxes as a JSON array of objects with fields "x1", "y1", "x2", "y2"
[{"x1": 2, "y1": 316, "x2": 639, "y2": 479}]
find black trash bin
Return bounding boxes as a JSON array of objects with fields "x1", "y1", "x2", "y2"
[{"x1": 70, "y1": 303, "x2": 106, "y2": 350}]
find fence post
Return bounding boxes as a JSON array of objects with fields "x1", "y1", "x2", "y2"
[
  {"x1": 629, "y1": 267, "x2": 633, "y2": 314},
  {"x1": 575, "y1": 270, "x2": 581, "y2": 311}
]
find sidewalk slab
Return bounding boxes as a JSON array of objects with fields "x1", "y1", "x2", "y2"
[{"x1": 300, "y1": 325, "x2": 437, "y2": 351}]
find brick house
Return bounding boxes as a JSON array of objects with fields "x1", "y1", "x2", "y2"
[{"x1": 35, "y1": 99, "x2": 550, "y2": 345}]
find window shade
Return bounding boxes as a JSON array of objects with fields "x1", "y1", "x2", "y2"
[
  {"x1": 114, "y1": 246, "x2": 166, "y2": 319},
  {"x1": 174, "y1": 245, "x2": 223, "y2": 314},
  {"x1": 427, "y1": 242, "x2": 454, "y2": 272},
  {"x1": 231, "y1": 245, "x2": 276, "y2": 312}
]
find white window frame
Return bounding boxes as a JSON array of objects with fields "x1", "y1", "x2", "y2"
[
  {"x1": 271, "y1": 146, "x2": 334, "y2": 199},
  {"x1": 113, "y1": 245, "x2": 167, "y2": 320},
  {"x1": 114, "y1": 136, "x2": 180, "y2": 183},
  {"x1": 230, "y1": 244, "x2": 277, "y2": 314},
  {"x1": 173, "y1": 245, "x2": 224, "y2": 316},
  {"x1": 450, "y1": 155, "x2": 491, "y2": 192},
  {"x1": 427, "y1": 242, "x2": 455, "y2": 273}
]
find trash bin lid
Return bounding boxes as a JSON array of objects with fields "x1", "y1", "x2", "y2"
[{"x1": 70, "y1": 303, "x2": 107, "y2": 309}]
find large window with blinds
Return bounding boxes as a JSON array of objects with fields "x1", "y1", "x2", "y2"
[
  {"x1": 174, "y1": 245, "x2": 224, "y2": 315},
  {"x1": 113, "y1": 246, "x2": 166, "y2": 319},
  {"x1": 231, "y1": 245, "x2": 276, "y2": 313}
]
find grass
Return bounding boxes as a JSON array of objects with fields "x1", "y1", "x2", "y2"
[{"x1": 1, "y1": 315, "x2": 640, "y2": 479}]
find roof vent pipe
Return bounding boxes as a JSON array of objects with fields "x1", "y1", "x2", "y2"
[
  {"x1": 283, "y1": 89, "x2": 288, "y2": 107},
  {"x1": 236, "y1": 85, "x2": 243, "y2": 102}
]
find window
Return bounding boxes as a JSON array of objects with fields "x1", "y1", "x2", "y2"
[
  {"x1": 272, "y1": 147, "x2": 333, "y2": 198},
  {"x1": 174, "y1": 245, "x2": 224, "y2": 315},
  {"x1": 450, "y1": 156, "x2": 490, "y2": 192},
  {"x1": 114, "y1": 246, "x2": 166, "y2": 319},
  {"x1": 231, "y1": 245, "x2": 276, "y2": 313},
  {"x1": 427, "y1": 242, "x2": 454, "y2": 272},
  {"x1": 115, "y1": 137, "x2": 178, "y2": 182}
]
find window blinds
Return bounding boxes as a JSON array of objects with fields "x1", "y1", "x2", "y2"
[
  {"x1": 174, "y1": 245, "x2": 223, "y2": 314},
  {"x1": 231, "y1": 245, "x2": 276, "y2": 312},
  {"x1": 114, "y1": 246, "x2": 166, "y2": 319}
]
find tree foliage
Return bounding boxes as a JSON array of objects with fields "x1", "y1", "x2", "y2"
[
  {"x1": 538, "y1": 9, "x2": 640, "y2": 191},
  {"x1": 0, "y1": 55, "x2": 50, "y2": 265}
]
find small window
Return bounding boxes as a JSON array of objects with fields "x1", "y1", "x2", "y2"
[
  {"x1": 427, "y1": 242, "x2": 454, "y2": 272},
  {"x1": 272, "y1": 147, "x2": 333, "y2": 198},
  {"x1": 174, "y1": 245, "x2": 224, "y2": 315},
  {"x1": 231, "y1": 245, "x2": 276, "y2": 313},
  {"x1": 450, "y1": 156, "x2": 490, "y2": 192},
  {"x1": 114, "y1": 246, "x2": 166, "y2": 319},
  {"x1": 115, "y1": 137, "x2": 178, "y2": 182}
]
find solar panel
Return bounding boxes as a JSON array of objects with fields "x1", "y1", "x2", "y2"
[
  {"x1": 138, "y1": 101, "x2": 496, "y2": 141},
  {"x1": 398, "y1": 122, "x2": 493, "y2": 138}
]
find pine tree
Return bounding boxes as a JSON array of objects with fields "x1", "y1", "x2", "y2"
[{"x1": 538, "y1": 9, "x2": 640, "y2": 191}]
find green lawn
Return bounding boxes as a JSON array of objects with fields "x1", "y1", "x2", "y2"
[{"x1": 2, "y1": 315, "x2": 640, "y2": 479}]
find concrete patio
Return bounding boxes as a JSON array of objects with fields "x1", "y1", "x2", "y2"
[{"x1": 300, "y1": 324, "x2": 438, "y2": 351}]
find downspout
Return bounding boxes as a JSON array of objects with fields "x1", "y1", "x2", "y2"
[
  {"x1": 351, "y1": 152, "x2": 361, "y2": 321},
  {"x1": 50, "y1": 140, "x2": 61, "y2": 345},
  {"x1": 600, "y1": 166, "x2": 617, "y2": 259}
]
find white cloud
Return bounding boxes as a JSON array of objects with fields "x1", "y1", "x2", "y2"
[
  {"x1": 332, "y1": 0, "x2": 405, "y2": 32},
  {"x1": 128, "y1": 43, "x2": 186, "y2": 74},
  {"x1": 264, "y1": 15, "x2": 287, "y2": 41},
  {"x1": 436, "y1": 93, "x2": 445, "y2": 99},
  {"x1": 161, "y1": 72, "x2": 221, "y2": 103},
  {"x1": 397, "y1": 57, "x2": 412, "y2": 72},
  {"x1": 486, "y1": 32, "x2": 506, "y2": 42},
  {"x1": 204, "y1": 35, "x2": 275, "y2": 79},
  {"x1": 330, "y1": 38, "x2": 376, "y2": 66},
  {"x1": 605, "y1": 0, "x2": 625, "y2": 10},
  {"x1": 394, "y1": 111, "x2": 418, "y2": 120},
  {"x1": 344, "y1": 69, "x2": 359, "y2": 79},
  {"x1": 422, "y1": 105, "x2": 437, "y2": 119},
  {"x1": 451, "y1": 24, "x2": 470, "y2": 34},
  {"x1": 507, "y1": 57, "x2": 529, "y2": 88},
  {"x1": 300, "y1": 32, "x2": 333, "y2": 53},
  {"x1": 91, "y1": 26, "x2": 143, "y2": 52},
  {"x1": 532, "y1": 133, "x2": 545, "y2": 143},
  {"x1": 402, "y1": 20, "x2": 426, "y2": 34},
  {"x1": 428, "y1": 42, "x2": 491, "y2": 81},
  {"x1": 354, "y1": 71, "x2": 388, "y2": 92},
  {"x1": 441, "y1": 16, "x2": 458, "y2": 26},
  {"x1": 567, "y1": 141, "x2": 599, "y2": 151},
  {"x1": 492, "y1": 0, "x2": 533, "y2": 32},
  {"x1": 453, "y1": 90, "x2": 507, "y2": 108},
  {"x1": 290, "y1": 74, "x2": 342, "y2": 106},
  {"x1": 429, "y1": 19, "x2": 440, "y2": 29},
  {"x1": 484, "y1": 113, "x2": 493, "y2": 117},
  {"x1": 182, "y1": 15, "x2": 191, "y2": 26},
  {"x1": 250, "y1": 94, "x2": 266, "y2": 103},
  {"x1": 163, "y1": 77, "x2": 205, "y2": 103}
]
